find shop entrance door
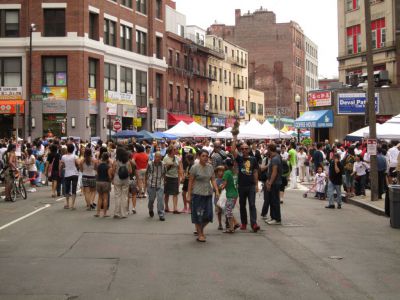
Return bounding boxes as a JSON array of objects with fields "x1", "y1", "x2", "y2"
[
  {"x1": 0, "y1": 115, "x2": 14, "y2": 138},
  {"x1": 43, "y1": 114, "x2": 67, "y2": 138}
]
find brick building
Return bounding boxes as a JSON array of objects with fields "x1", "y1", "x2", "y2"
[
  {"x1": 208, "y1": 8, "x2": 315, "y2": 119},
  {"x1": 0, "y1": 0, "x2": 168, "y2": 140}
]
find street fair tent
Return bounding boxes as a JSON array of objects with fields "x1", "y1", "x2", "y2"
[
  {"x1": 164, "y1": 121, "x2": 193, "y2": 138},
  {"x1": 187, "y1": 122, "x2": 218, "y2": 138},
  {"x1": 153, "y1": 131, "x2": 178, "y2": 140},
  {"x1": 113, "y1": 130, "x2": 143, "y2": 139},
  {"x1": 138, "y1": 130, "x2": 158, "y2": 140},
  {"x1": 376, "y1": 114, "x2": 400, "y2": 139},
  {"x1": 261, "y1": 120, "x2": 292, "y2": 139}
]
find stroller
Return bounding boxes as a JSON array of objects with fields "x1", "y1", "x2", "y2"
[{"x1": 302, "y1": 183, "x2": 317, "y2": 198}]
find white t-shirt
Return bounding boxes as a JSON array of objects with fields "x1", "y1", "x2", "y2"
[
  {"x1": 315, "y1": 172, "x2": 326, "y2": 193},
  {"x1": 62, "y1": 154, "x2": 79, "y2": 177},
  {"x1": 387, "y1": 146, "x2": 399, "y2": 168},
  {"x1": 353, "y1": 161, "x2": 368, "y2": 176},
  {"x1": 281, "y1": 151, "x2": 289, "y2": 161},
  {"x1": 26, "y1": 155, "x2": 37, "y2": 172},
  {"x1": 297, "y1": 152, "x2": 307, "y2": 167}
]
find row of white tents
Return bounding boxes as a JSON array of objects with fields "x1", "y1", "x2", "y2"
[
  {"x1": 346, "y1": 114, "x2": 400, "y2": 140},
  {"x1": 164, "y1": 119, "x2": 291, "y2": 139}
]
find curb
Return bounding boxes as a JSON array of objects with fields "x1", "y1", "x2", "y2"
[{"x1": 344, "y1": 197, "x2": 387, "y2": 217}]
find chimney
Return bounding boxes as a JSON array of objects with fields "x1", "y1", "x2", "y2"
[{"x1": 235, "y1": 9, "x2": 241, "y2": 24}]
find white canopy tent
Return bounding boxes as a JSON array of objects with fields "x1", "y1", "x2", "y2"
[
  {"x1": 187, "y1": 122, "x2": 218, "y2": 138},
  {"x1": 164, "y1": 121, "x2": 193, "y2": 138},
  {"x1": 261, "y1": 120, "x2": 292, "y2": 139},
  {"x1": 346, "y1": 114, "x2": 400, "y2": 140}
]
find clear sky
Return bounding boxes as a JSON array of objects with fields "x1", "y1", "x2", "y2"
[{"x1": 174, "y1": 0, "x2": 338, "y2": 79}]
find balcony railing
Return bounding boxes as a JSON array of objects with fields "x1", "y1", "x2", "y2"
[{"x1": 233, "y1": 81, "x2": 244, "y2": 89}]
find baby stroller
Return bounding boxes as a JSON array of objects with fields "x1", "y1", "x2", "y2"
[{"x1": 303, "y1": 183, "x2": 317, "y2": 198}]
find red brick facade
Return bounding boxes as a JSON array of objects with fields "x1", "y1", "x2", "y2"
[{"x1": 208, "y1": 8, "x2": 306, "y2": 119}]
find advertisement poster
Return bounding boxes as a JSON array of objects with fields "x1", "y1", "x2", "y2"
[
  {"x1": 42, "y1": 87, "x2": 67, "y2": 114},
  {"x1": 338, "y1": 93, "x2": 379, "y2": 115},
  {"x1": 88, "y1": 88, "x2": 98, "y2": 115},
  {"x1": 133, "y1": 118, "x2": 142, "y2": 128},
  {"x1": 0, "y1": 87, "x2": 22, "y2": 100},
  {"x1": 122, "y1": 105, "x2": 135, "y2": 118},
  {"x1": 106, "y1": 102, "x2": 117, "y2": 116},
  {"x1": 104, "y1": 90, "x2": 135, "y2": 105},
  {"x1": 308, "y1": 91, "x2": 332, "y2": 107}
]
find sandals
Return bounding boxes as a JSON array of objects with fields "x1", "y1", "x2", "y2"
[
  {"x1": 223, "y1": 230, "x2": 235, "y2": 234},
  {"x1": 63, "y1": 205, "x2": 69, "y2": 209},
  {"x1": 94, "y1": 214, "x2": 100, "y2": 217},
  {"x1": 196, "y1": 238, "x2": 206, "y2": 242}
]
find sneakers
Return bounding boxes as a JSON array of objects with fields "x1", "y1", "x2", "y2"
[
  {"x1": 252, "y1": 224, "x2": 260, "y2": 232},
  {"x1": 159, "y1": 216, "x2": 165, "y2": 221},
  {"x1": 337, "y1": 204, "x2": 342, "y2": 209},
  {"x1": 240, "y1": 224, "x2": 247, "y2": 230},
  {"x1": 149, "y1": 210, "x2": 154, "y2": 218},
  {"x1": 267, "y1": 220, "x2": 281, "y2": 225},
  {"x1": 217, "y1": 225, "x2": 223, "y2": 230},
  {"x1": 325, "y1": 205, "x2": 335, "y2": 209}
]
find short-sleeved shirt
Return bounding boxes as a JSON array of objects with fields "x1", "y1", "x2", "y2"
[
  {"x1": 328, "y1": 160, "x2": 343, "y2": 185},
  {"x1": 133, "y1": 152, "x2": 149, "y2": 170},
  {"x1": 267, "y1": 155, "x2": 282, "y2": 186},
  {"x1": 163, "y1": 155, "x2": 180, "y2": 178},
  {"x1": 223, "y1": 169, "x2": 238, "y2": 198},
  {"x1": 190, "y1": 163, "x2": 214, "y2": 196},
  {"x1": 288, "y1": 148, "x2": 297, "y2": 168},
  {"x1": 61, "y1": 154, "x2": 79, "y2": 177},
  {"x1": 235, "y1": 155, "x2": 258, "y2": 187}
]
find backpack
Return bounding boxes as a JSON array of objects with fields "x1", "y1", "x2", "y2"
[
  {"x1": 118, "y1": 163, "x2": 129, "y2": 180},
  {"x1": 282, "y1": 160, "x2": 290, "y2": 177}
]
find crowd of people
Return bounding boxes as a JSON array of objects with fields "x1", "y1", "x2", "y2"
[{"x1": 1, "y1": 135, "x2": 399, "y2": 242}]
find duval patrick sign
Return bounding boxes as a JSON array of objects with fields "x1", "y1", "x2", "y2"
[{"x1": 337, "y1": 93, "x2": 379, "y2": 115}]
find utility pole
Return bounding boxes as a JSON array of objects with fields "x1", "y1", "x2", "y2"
[{"x1": 364, "y1": 0, "x2": 378, "y2": 201}]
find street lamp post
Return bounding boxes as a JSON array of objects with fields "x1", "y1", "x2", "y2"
[
  {"x1": 28, "y1": 23, "x2": 36, "y2": 141},
  {"x1": 204, "y1": 103, "x2": 209, "y2": 128},
  {"x1": 295, "y1": 93, "x2": 301, "y2": 142}
]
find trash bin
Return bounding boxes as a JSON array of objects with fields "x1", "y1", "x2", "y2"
[{"x1": 389, "y1": 185, "x2": 400, "y2": 228}]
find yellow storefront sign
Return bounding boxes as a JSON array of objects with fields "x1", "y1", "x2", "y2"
[{"x1": 133, "y1": 118, "x2": 142, "y2": 128}]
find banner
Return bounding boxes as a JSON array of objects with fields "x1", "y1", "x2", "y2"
[
  {"x1": 0, "y1": 100, "x2": 24, "y2": 114},
  {"x1": 239, "y1": 107, "x2": 246, "y2": 118},
  {"x1": 88, "y1": 88, "x2": 98, "y2": 114},
  {"x1": 229, "y1": 97, "x2": 235, "y2": 111},
  {"x1": 308, "y1": 91, "x2": 332, "y2": 107},
  {"x1": 337, "y1": 93, "x2": 379, "y2": 115},
  {"x1": 193, "y1": 115, "x2": 202, "y2": 124},
  {"x1": 211, "y1": 116, "x2": 225, "y2": 127},
  {"x1": 0, "y1": 87, "x2": 22, "y2": 100},
  {"x1": 42, "y1": 87, "x2": 67, "y2": 113},
  {"x1": 104, "y1": 90, "x2": 135, "y2": 105},
  {"x1": 122, "y1": 105, "x2": 135, "y2": 118},
  {"x1": 106, "y1": 102, "x2": 117, "y2": 116}
]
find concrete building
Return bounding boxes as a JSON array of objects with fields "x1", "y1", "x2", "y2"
[
  {"x1": 208, "y1": 7, "x2": 310, "y2": 120},
  {"x1": 248, "y1": 88, "x2": 265, "y2": 123},
  {"x1": 0, "y1": 0, "x2": 168, "y2": 140},
  {"x1": 337, "y1": 0, "x2": 398, "y2": 87},
  {"x1": 304, "y1": 36, "x2": 319, "y2": 109},
  {"x1": 206, "y1": 35, "x2": 249, "y2": 129}
]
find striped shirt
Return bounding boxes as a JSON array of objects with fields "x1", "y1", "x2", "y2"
[{"x1": 146, "y1": 161, "x2": 165, "y2": 188}]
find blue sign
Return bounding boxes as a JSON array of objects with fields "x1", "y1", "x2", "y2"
[
  {"x1": 338, "y1": 93, "x2": 379, "y2": 115},
  {"x1": 294, "y1": 110, "x2": 334, "y2": 129},
  {"x1": 211, "y1": 116, "x2": 225, "y2": 127}
]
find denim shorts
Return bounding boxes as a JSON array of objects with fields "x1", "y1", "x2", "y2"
[{"x1": 191, "y1": 194, "x2": 213, "y2": 224}]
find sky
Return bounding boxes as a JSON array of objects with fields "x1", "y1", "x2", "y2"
[{"x1": 174, "y1": 0, "x2": 339, "y2": 79}]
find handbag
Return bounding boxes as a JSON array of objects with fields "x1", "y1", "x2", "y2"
[
  {"x1": 216, "y1": 189, "x2": 227, "y2": 210},
  {"x1": 48, "y1": 158, "x2": 55, "y2": 177}
]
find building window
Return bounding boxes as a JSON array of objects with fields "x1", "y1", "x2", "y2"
[
  {"x1": 250, "y1": 102, "x2": 256, "y2": 114},
  {"x1": 219, "y1": 96, "x2": 223, "y2": 110},
  {"x1": 121, "y1": 0, "x2": 133, "y2": 8},
  {"x1": 177, "y1": 24, "x2": 184, "y2": 37},
  {"x1": 136, "y1": 70, "x2": 147, "y2": 107},
  {"x1": 168, "y1": 84, "x2": 173, "y2": 107},
  {"x1": 197, "y1": 91, "x2": 201, "y2": 113},
  {"x1": 89, "y1": 12, "x2": 99, "y2": 40},
  {"x1": 229, "y1": 72, "x2": 231, "y2": 85},
  {"x1": 184, "y1": 88, "x2": 188, "y2": 104},
  {"x1": 0, "y1": 10, "x2": 19, "y2": 37},
  {"x1": 43, "y1": 57, "x2": 67, "y2": 87},
  {"x1": 214, "y1": 95, "x2": 217, "y2": 110},
  {"x1": 104, "y1": 19, "x2": 116, "y2": 46},
  {"x1": 371, "y1": 18, "x2": 386, "y2": 48},
  {"x1": 136, "y1": 30, "x2": 147, "y2": 55},
  {"x1": 104, "y1": 63, "x2": 117, "y2": 91},
  {"x1": 120, "y1": 66, "x2": 133, "y2": 93},
  {"x1": 176, "y1": 86, "x2": 181, "y2": 103},
  {"x1": 156, "y1": 37, "x2": 162, "y2": 59},
  {"x1": 0, "y1": 57, "x2": 21, "y2": 86},
  {"x1": 258, "y1": 104, "x2": 263, "y2": 115},
  {"x1": 346, "y1": 0, "x2": 359, "y2": 11},
  {"x1": 156, "y1": 0, "x2": 162, "y2": 19},
  {"x1": 136, "y1": 0, "x2": 147, "y2": 15},
  {"x1": 44, "y1": 9, "x2": 65, "y2": 37},
  {"x1": 168, "y1": 50, "x2": 173, "y2": 66},
  {"x1": 120, "y1": 25, "x2": 132, "y2": 51},
  {"x1": 175, "y1": 53, "x2": 180, "y2": 68},
  {"x1": 346, "y1": 25, "x2": 361, "y2": 54},
  {"x1": 88, "y1": 58, "x2": 97, "y2": 88},
  {"x1": 155, "y1": 74, "x2": 162, "y2": 117}
]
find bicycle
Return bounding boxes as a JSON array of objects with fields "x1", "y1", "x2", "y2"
[{"x1": 10, "y1": 168, "x2": 27, "y2": 201}]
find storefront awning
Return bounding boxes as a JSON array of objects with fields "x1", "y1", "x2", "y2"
[
  {"x1": 294, "y1": 110, "x2": 334, "y2": 128},
  {"x1": 0, "y1": 100, "x2": 24, "y2": 114},
  {"x1": 167, "y1": 113, "x2": 194, "y2": 126}
]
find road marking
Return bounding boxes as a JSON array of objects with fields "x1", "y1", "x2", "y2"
[{"x1": 0, "y1": 204, "x2": 51, "y2": 231}]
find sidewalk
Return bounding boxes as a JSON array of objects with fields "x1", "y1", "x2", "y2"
[{"x1": 298, "y1": 181, "x2": 387, "y2": 217}]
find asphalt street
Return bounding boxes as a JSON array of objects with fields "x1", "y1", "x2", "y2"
[{"x1": 0, "y1": 185, "x2": 399, "y2": 300}]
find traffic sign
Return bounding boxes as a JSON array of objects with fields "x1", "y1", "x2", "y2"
[
  {"x1": 113, "y1": 118, "x2": 122, "y2": 132},
  {"x1": 367, "y1": 139, "x2": 377, "y2": 155}
]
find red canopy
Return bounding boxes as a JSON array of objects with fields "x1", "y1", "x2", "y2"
[{"x1": 167, "y1": 113, "x2": 193, "y2": 126}]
